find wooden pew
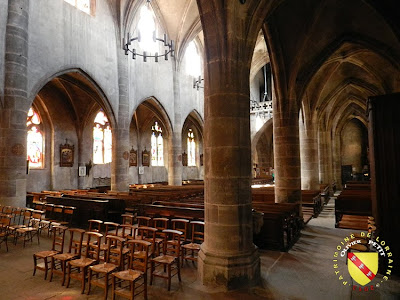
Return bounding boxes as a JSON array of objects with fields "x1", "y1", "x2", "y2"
[
  {"x1": 335, "y1": 190, "x2": 371, "y2": 227},
  {"x1": 45, "y1": 195, "x2": 109, "y2": 227}
]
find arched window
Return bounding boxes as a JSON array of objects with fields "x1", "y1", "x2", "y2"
[
  {"x1": 187, "y1": 129, "x2": 196, "y2": 166},
  {"x1": 93, "y1": 111, "x2": 112, "y2": 164},
  {"x1": 26, "y1": 107, "x2": 44, "y2": 168},
  {"x1": 151, "y1": 121, "x2": 164, "y2": 166},
  {"x1": 137, "y1": 4, "x2": 159, "y2": 54},
  {"x1": 185, "y1": 41, "x2": 201, "y2": 77}
]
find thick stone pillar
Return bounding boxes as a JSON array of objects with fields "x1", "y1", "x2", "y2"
[
  {"x1": 273, "y1": 104, "x2": 301, "y2": 204},
  {"x1": 299, "y1": 118, "x2": 319, "y2": 190},
  {"x1": 111, "y1": 50, "x2": 130, "y2": 192},
  {"x1": 0, "y1": 0, "x2": 30, "y2": 207},
  {"x1": 196, "y1": 0, "x2": 261, "y2": 289},
  {"x1": 168, "y1": 131, "x2": 182, "y2": 185},
  {"x1": 318, "y1": 128, "x2": 328, "y2": 184}
]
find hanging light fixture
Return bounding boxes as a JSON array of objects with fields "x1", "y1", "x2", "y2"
[
  {"x1": 123, "y1": 0, "x2": 174, "y2": 62},
  {"x1": 193, "y1": 76, "x2": 204, "y2": 90}
]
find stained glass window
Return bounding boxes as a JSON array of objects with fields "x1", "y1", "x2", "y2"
[
  {"x1": 187, "y1": 129, "x2": 196, "y2": 166},
  {"x1": 151, "y1": 122, "x2": 164, "y2": 166},
  {"x1": 27, "y1": 107, "x2": 44, "y2": 168},
  {"x1": 93, "y1": 111, "x2": 112, "y2": 164},
  {"x1": 64, "y1": 0, "x2": 91, "y2": 15}
]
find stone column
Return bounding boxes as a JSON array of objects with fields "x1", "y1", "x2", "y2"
[
  {"x1": 318, "y1": 128, "x2": 328, "y2": 184},
  {"x1": 111, "y1": 49, "x2": 130, "y2": 192},
  {"x1": 299, "y1": 117, "x2": 319, "y2": 190},
  {"x1": 333, "y1": 133, "x2": 342, "y2": 190},
  {"x1": 196, "y1": 0, "x2": 261, "y2": 289},
  {"x1": 168, "y1": 131, "x2": 182, "y2": 185},
  {"x1": 168, "y1": 67, "x2": 182, "y2": 186},
  {"x1": 0, "y1": 0, "x2": 30, "y2": 207},
  {"x1": 273, "y1": 105, "x2": 301, "y2": 204}
]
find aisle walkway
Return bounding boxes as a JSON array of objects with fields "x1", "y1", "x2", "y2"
[{"x1": 1, "y1": 198, "x2": 399, "y2": 299}]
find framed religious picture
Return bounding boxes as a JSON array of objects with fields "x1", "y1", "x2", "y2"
[
  {"x1": 142, "y1": 148, "x2": 150, "y2": 167},
  {"x1": 60, "y1": 142, "x2": 74, "y2": 167},
  {"x1": 200, "y1": 154, "x2": 204, "y2": 166},
  {"x1": 129, "y1": 147, "x2": 137, "y2": 167},
  {"x1": 182, "y1": 151, "x2": 188, "y2": 166}
]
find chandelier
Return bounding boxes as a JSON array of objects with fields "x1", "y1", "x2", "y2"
[{"x1": 123, "y1": 0, "x2": 174, "y2": 62}]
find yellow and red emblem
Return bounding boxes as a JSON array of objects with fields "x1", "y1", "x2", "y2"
[{"x1": 347, "y1": 252, "x2": 378, "y2": 286}]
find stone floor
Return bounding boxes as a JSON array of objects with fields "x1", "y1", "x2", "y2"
[{"x1": 1, "y1": 198, "x2": 399, "y2": 299}]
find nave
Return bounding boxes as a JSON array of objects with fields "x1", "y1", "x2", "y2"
[{"x1": 1, "y1": 198, "x2": 399, "y2": 300}]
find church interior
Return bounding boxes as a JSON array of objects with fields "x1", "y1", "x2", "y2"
[{"x1": 1, "y1": 0, "x2": 400, "y2": 299}]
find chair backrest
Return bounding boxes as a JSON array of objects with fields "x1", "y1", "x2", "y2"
[
  {"x1": 88, "y1": 219, "x2": 103, "y2": 232},
  {"x1": 127, "y1": 239, "x2": 151, "y2": 273},
  {"x1": 34, "y1": 202, "x2": 45, "y2": 210},
  {"x1": 162, "y1": 229, "x2": 183, "y2": 258},
  {"x1": 67, "y1": 228, "x2": 86, "y2": 256},
  {"x1": 51, "y1": 225, "x2": 68, "y2": 253},
  {"x1": 136, "y1": 226, "x2": 157, "y2": 255},
  {"x1": 171, "y1": 219, "x2": 189, "y2": 242},
  {"x1": 105, "y1": 235, "x2": 125, "y2": 267},
  {"x1": 121, "y1": 214, "x2": 135, "y2": 225},
  {"x1": 190, "y1": 221, "x2": 204, "y2": 244},
  {"x1": 136, "y1": 216, "x2": 151, "y2": 227},
  {"x1": 21, "y1": 210, "x2": 33, "y2": 226},
  {"x1": 0, "y1": 215, "x2": 11, "y2": 230},
  {"x1": 11, "y1": 208, "x2": 24, "y2": 225},
  {"x1": 104, "y1": 222, "x2": 120, "y2": 237},
  {"x1": 44, "y1": 203, "x2": 55, "y2": 219},
  {"x1": 153, "y1": 217, "x2": 169, "y2": 231},
  {"x1": 2, "y1": 206, "x2": 13, "y2": 214},
  {"x1": 85, "y1": 232, "x2": 103, "y2": 260},
  {"x1": 120, "y1": 224, "x2": 135, "y2": 239},
  {"x1": 63, "y1": 206, "x2": 75, "y2": 224}
]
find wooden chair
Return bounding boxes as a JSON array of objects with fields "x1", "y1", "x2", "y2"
[
  {"x1": 99, "y1": 222, "x2": 120, "y2": 258},
  {"x1": 88, "y1": 219, "x2": 104, "y2": 232},
  {"x1": 112, "y1": 239, "x2": 151, "y2": 300},
  {"x1": 11, "y1": 207, "x2": 24, "y2": 228},
  {"x1": 52, "y1": 205, "x2": 64, "y2": 222},
  {"x1": 88, "y1": 235, "x2": 125, "y2": 299},
  {"x1": 182, "y1": 221, "x2": 204, "y2": 266},
  {"x1": 0, "y1": 215, "x2": 11, "y2": 252},
  {"x1": 82, "y1": 219, "x2": 104, "y2": 252},
  {"x1": 66, "y1": 231, "x2": 103, "y2": 293},
  {"x1": 150, "y1": 229, "x2": 182, "y2": 291},
  {"x1": 134, "y1": 226, "x2": 157, "y2": 268},
  {"x1": 121, "y1": 214, "x2": 135, "y2": 226},
  {"x1": 14, "y1": 210, "x2": 41, "y2": 247},
  {"x1": 152, "y1": 217, "x2": 169, "y2": 255},
  {"x1": 136, "y1": 216, "x2": 151, "y2": 228},
  {"x1": 50, "y1": 228, "x2": 85, "y2": 285},
  {"x1": 120, "y1": 224, "x2": 136, "y2": 268},
  {"x1": 44, "y1": 203, "x2": 55, "y2": 221},
  {"x1": 58, "y1": 206, "x2": 76, "y2": 227},
  {"x1": 171, "y1": 218, "x2": 189, "y2": 243},
  {"x1": 33, "y1": 225, "x2": 68, "y2": 279}
]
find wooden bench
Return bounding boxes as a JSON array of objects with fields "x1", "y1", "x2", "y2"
[
  {"x1": 335, "y1": 189, "x2": 371, "y2": 227},
  {"x1": 45, "y1": 196, "x2": 109, "y2": 227}
]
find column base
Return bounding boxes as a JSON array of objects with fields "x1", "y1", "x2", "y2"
[{"x1": 198, "y1": 245, "x2": 260, "y2": 290}]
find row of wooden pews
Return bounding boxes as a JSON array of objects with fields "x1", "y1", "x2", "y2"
[
  {"x1": 335, "y1": 181, "x2": 372, "y2": 229},
  {"x1": 27, "y1": 182, "x2": 326, "y2": 252}
]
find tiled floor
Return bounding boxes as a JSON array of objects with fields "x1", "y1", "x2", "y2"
[{"x1": 1, "y1": 198, "x2": 399, "y2": 299}]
